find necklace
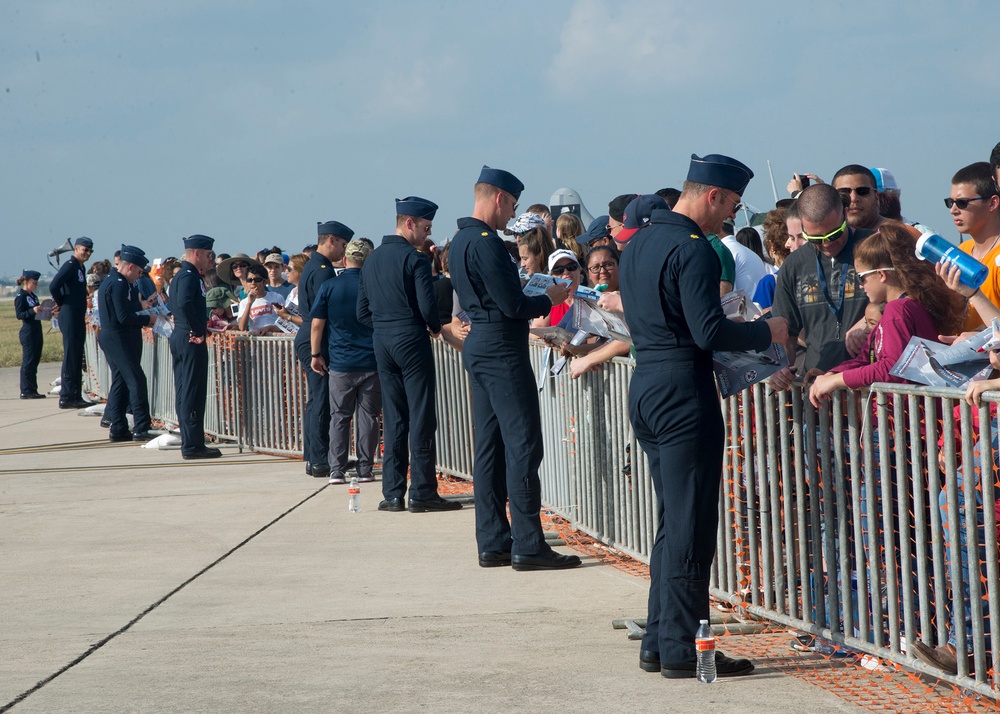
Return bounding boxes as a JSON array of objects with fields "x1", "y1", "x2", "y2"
[{"x1": 972, "y1": 233, "x2": 1000, "y2": 260}]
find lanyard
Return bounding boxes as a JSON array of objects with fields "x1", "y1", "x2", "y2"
[{"x1": 813, "y1": 237, "x2": 852, "y2": 339}]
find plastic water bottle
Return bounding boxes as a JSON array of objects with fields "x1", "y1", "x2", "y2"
[
  {"x1": 915, "y1": 230, "x2": 988, "y2": 289},
  {"x1": 347, "y1": 477, "x2": 360, "y2": 513},
  {"x1": 695, "y1": 619, "x2": 717, "y2": 683}
]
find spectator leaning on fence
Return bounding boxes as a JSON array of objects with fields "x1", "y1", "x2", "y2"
[
  {"x1": 945, "y1": 161, "x2": 1000, "y2": 331},
  {"x1": 236, "y1": 263, "x2": 284, "y2": 335},
  {"x1": 569, "y1": 244, "x2": 631, "y2": 379},
  {"x1": 769, "y1": 184, "x2": 875, "y2": 389}
]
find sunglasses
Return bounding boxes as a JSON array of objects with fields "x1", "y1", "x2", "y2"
[
  {"x1": 245, "y1": 277, "x2": 265, "y2": 284},
  {"x1": 944, "y1": 197, "x2": 987, "y2": 210},
  {"x1": 837, "y1": 186, "x2": 875, "y2": 198},
  {"x1": 801, "y1": 219, "x2": 847, "y2": 243},
  {"x1": 550, "y1": 262, "x2": 579, "y2": 275},
  {"x1": 857, "y1": 267, "x2": 895, "y2": 282},
  {"x1": 588, "y1": 261, "x2": 618, "y2": 274},
  {"x1": 720, "y1": 191, "x2": 743, "y2": 213},
  {"x1": 232, "y1": 262, "x2": 249, "y2": 269}
]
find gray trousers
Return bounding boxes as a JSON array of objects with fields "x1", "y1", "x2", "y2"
[{"x1": 327, "y1": 370, "x2": 382, "y2": 478}]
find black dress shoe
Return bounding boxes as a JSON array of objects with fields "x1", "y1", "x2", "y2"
[
  {"x1": 311, "y1": 463, "x2": 330, "y2": 478},
  {"x1": 408, "y1": 497, "x2": 462, "y2": 513},
  {"x1": 478, "y1": 551, "x2": 512, "y2": 568},
  {"x1": 182, "y1": 447, "x2": 223, "y2": 460},
  {"x1": 511, "y1": 550, "x2": 582, "y2": 571},
  {"x1": 378, "y1": 498, "x2": 406, "y2": 512},
  {"x1": 132, "y1": 432, "x2": 156, "y2": 442},
  {"x1": 60, "y1": 400, "x2": 88, "y2": 409},
  {"x1": 639, "y1": 650, "x2": 660, "y2": 672},
  {"x1": 100, "y1": 418, "x2": 111, "y2": 428},
  {"x1": 109, "y1": 432, "x2": 134, "y2": 443},
  {"x1": 660, "y1": 651, "x2": 755, "y2": 679},
  {"x1": 21, "y1": 393, "x2": 45, "y2": 399},
  {"x1": 304, "y1": 461, "x2": 312, "y2": 476}
]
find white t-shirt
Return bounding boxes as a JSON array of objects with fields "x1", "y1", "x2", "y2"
[
  {"x1": 722, "y1": 236, "x2": 770, "y2": 299},
  {"x1": 238, "y1": 292, "x2": 284, "y2": 331}
]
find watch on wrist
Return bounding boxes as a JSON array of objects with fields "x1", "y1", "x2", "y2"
[{"x1": 311, "y1": 353, "x2": 321, "y2": 359}]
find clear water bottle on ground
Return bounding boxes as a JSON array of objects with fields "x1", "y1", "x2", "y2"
[
  {"x1": 695, "y1": 619, "x2": 717, "y2": 683},
  {"x1": 348, "y1": 477, "x2": 360, "y2": 513}
]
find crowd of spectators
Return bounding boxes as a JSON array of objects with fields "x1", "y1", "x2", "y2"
[{"x1": 64, "y1": 143, "x2": 1000, "y2": 677}]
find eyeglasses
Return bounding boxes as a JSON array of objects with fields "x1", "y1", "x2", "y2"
[
  {"x1": 837, "y1": 186, "x2": 875, "y2": 198},
  {"x1": 588, "y1": 261, "x2": 618, "y2": 274},
  {"x1": 944, "y1": 197, "x2": 987, "y2": 210},
  {"x1": 233, "y1": 262, "x2": 249, "y2": 269},
  {"x1": 720, "y1": 191, "x2": 743, "y2": 213},
  {"x1": 80, "y1": 247, "x2": 93, "y2": 254},
  {"x1": 550, "y1": 262, "x2": 579, "y2": 275},
  {"x1": 245, "y1": 277, "x2": 265, "y2": 284},
  {"x1": 801, "y1": 219, "x2": 847, "y2": 243},
  {"x1": 857, "y1": 267, "x2": 895, "y2": 282}
]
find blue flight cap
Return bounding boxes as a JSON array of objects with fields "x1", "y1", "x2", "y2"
[
  {"x1": 395, "y1": 196, "x2": 439, "y2": 220},
  {"x1": 316, "y1": 221, "x2": 355, "y2": 240},
  {"x1": 75, "y1": 236, "x2": 94, "y2": 249},
  {"x1": 580, "y1": 215, "x2": 611, "y2": 245},
  {"x1": 183, "y1": 234, "x2": 215, "y2": 250},
  {"x1": 687, "y1": 154, "x2": 754, "y2": 195},
  {"x1": 119, "y1": 244, "x2": 149, "y2": 269},
  {"x1": 477, "y1": 165, "x2": 524, "y2": 200},
  {"x1": 22, "y1": 269, "x2": 41, "y2": 281}
]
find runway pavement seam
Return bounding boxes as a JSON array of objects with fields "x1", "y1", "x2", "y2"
[{"x1": 0, "y1": 481, "x2": 329, "y2": 713}]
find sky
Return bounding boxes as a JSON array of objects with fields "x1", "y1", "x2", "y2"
[{"x1": 2, "y1": 0, "x2": 999, "y2": 277}]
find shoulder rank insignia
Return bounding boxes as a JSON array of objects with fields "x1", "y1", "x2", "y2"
[
  {"x1": 691, "y1": 234, "x2": 700, "y2": 240},
  {"x1": 482, "y1": 232, "x2": 489, "y2": 236}
]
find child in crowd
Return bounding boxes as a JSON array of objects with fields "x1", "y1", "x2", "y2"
[
  {"x1": 863, "y1": 301, "x2": 884, "y2": 334},
  {"x1": 809, "y1": 222, "x2": 966, "y2": 406}
]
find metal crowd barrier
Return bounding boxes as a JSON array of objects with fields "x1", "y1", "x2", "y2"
[{"x1": 83, "y1": 326, "x2": 999, "y2": 696}]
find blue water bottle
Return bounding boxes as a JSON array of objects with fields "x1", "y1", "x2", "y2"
[{"x1": 915, "y1": 230, "x2": 988, "y2": 290}]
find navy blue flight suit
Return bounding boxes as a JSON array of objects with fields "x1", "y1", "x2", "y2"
[
  {"x1": 449, "y1": 217, "x2": 552, "y2": 556},
  {"x1": 98, "y1": 268, "x2": 152, "y2": 438},
  {"x1": 49, "y1": 256, "x2": 89, "y2": 405},
  {"x1": 294, "y1": 251, "x2": 338, "y2": 472},
  {"x1": 170, "y1": 261, "x2": 210, "y2": 456},
  {"x1": 15, "y1": 287, "x2": 43, "y2": 396},
  {"x1": 357, "y1": 235, "x2": 442, "y2": 502},
  {"x1": 619, "y1": 208, "x2": 771, "y2": 666}
]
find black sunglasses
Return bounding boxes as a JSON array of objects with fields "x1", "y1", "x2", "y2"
[
  {"x1": 245, "y1": 276, "x2": 265, "y2": 284},
  {"x1": 944, "y1": 197, "x2": 987, "y2": 210},
  {"x1": 550, "y1": 262, "x2": 579, "y2": 275},
  {"x1": 837, "y1": 186, "x2": 874, "y2": 198},
  {"x1": 232, "y1": 262, "x2": 249, "y2": 269}
]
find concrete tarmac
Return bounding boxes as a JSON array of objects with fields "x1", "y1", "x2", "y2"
[{"x1": 0, "y1": 363, "x2": 864, "y2": 713}]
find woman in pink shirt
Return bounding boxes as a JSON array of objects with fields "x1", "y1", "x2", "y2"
[{"x1": 809, "y1": 222, "x2": 966, "y2": 406}]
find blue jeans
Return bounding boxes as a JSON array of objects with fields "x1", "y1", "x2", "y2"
[{"x1": 939, "y1": 425, "x2": 995, "y2": 651}]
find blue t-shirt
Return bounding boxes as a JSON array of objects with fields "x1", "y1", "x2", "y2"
[
  {"x1": 752, "y1": 272, "x2": 777, "y2": 308},
  {"x1": 309, "y1": 268, "x2": 376, "y2": 372}
]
